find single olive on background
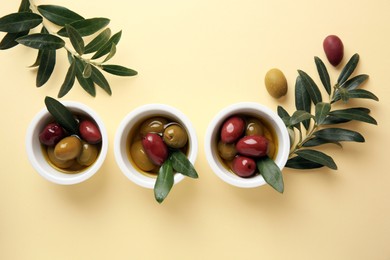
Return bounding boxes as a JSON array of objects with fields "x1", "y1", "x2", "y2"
[
  {"x1": 323, "y1": 35, "x2": 344, "y2": 67},
  {"x1": 54, "y1": 136, "x2": 82, "y2": 161},
  {"x1": 39, "y1": 122, "x2": 65, "y2": 146},
  {"x1": 142, "y1": 133, "x2": 168, "y2": 166},
  {"x1": 264, "y1": 68, "x2": 288, "y2": 99},
  {"x1": 231, "y1": 155, "x2": 256, "y2": 177},
  {"x1": 163, "y1": 124, "x2": 188, "y2": 149},
  {"x1": 220, "y1": 116, "x2": 245, "y2": 143}
]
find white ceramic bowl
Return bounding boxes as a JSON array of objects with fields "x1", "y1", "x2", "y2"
[
  {"x1": 204, "y1": 102, "x2": 290, "y2": 188},
  {"x1": 114, "y1": 104, "x2": 198, "y2": 189},
  {"x1": 26, "y1": 101, "x2": 108, "y2": 185}
]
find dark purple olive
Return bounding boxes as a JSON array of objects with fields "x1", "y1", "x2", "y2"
[
  {"x1": 39, "y1": 122, "x2": 65, "y2": 146},
  {"x1": 236, "y1": 135, "x2": 268, "y2": 158},
  {"x1": 323, "y1": 35, "x2": 344, "y2": 67},
  {"x1": 220, "y1": 116, "x2": 245, "y2": 143},
  {"x1": 79, "y1": 120, "x2": 102, "y2": 144},
  {"x1": 232, "y1": 155, "x2": 256, "y2": 177},
  {"x1": 142, "y1": 133, "x2": 168, "y2": 166}
]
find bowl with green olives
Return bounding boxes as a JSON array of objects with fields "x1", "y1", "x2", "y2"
[
  {"x1": 114, "y1": 104, "x2": 198, "y2": 190},
  {"x1": 204, "y1": 102, "x2": 289, "y2": 188},
  {"x1": 26, "y1": 99, "x2": 108, "y2": 185}
]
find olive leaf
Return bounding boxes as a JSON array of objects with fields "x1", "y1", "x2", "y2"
[
  {"x1": 82, "y1": 63, "x2": 92, "y2": 78},
  {"x1": 302, "y1": 137, "x2": 342, "y2": 147},
  {"x1": 295, "y1": 76, "x2": 311, "y2": 130},
  {"x1": 16, "y1": 33, "x2": 65, "y2": 50},
  {"x1": 298, "y1": 69, "x2": 322, "y2": 104},
  {"x1": 37, "y1": 5, "x2": 84, "y2": 26},
  {"x1": 343, "y1": 74, "x2": 368, "y2": 91},
  {"x1": 314, "y1": 56, "x2": 331, "y2": 95},
  {"x1": 0, "y1": 12, "x2": 42, "y2": 33},
  {"x1": 91, "y1": 30, "x2": 122, "y2": 59},
  {"x1": 277, "y1": 105, "x2": 291, "y2": 126},
  {"x1": 57, "y1": 18, "x2": 110, "y2": 37},
  {"x1": 295, "y1": 149, "x2": 337, "y2": 170},
  {"x1": 90, "y1": 65, "x2": 112, "y2": 95},
  {"x1": 257, "y1": 156, "x2": 284, "y2": 193},
  {"x1": 337, "y1": 53, "x2": 359, "y2": 85},
  {"x1": 314, "y1": 128, "x2": 365, "y2": 143},
  {"x1": 170, "y1": 151, "x2": 198, "y2": 178},
  {"x1": 289, "y1": 110, "x2": 313, "y2": 126},
  {"x1": 36, "y1": 49, "x2": 56, "y2": 87},
  {"x1": 84, "y1": 28, "x2": 111, "y2": 54},
  {"x1": 103, "y1": 43, "x2": 117, "y2": 63},
  {"x1": 154, "y1": 159, "x2": 174, "y2": 204},
  {"x1": 101, "y1": 65, "x2": 138, "y2": 77},
  {"x1": 286, "y1": 155, "x2": 324, "y2": 169},
  {"x1": 44, "y1": 96, "x2": 78, "y2": 135},
  {"x1": 75, "y1": 58, "x2": 96, "y2": 97},
  {"x1": 315, "y1": 102, "x2": 331, "y2": 125},
  {"x1": 329, "y1": 108, "x2": 377, "y2": 125},
  {"x1": 0, "y1": 30, "x2": 29, "y2": 50},
  {"x1": 58, "y1": 58, "x2": 76, "y2": 98},
  {"x1": 65, "y1": 24, "x2": 84, "y2": 55}
]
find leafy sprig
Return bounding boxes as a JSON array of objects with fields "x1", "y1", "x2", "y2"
[
  {"x1": 0, "y1": 0, "x2": 137, "y2": 97},
  {"x1": 278, "y1": 53, "x2": 379, "y2": 170}
]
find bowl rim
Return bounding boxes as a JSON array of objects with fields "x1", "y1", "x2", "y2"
[{"x1": 204, "y1": 102, "x2": 290, "y2": 188}]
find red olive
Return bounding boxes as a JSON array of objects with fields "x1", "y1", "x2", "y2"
[
  {"x1": 79, "y1": 120, "x2": 102, "y2": 144},
  {"x1": 236, "y1": 135, "x2": 268, "y2": 158},
  {"x1": 220, "y1": 116, "x2": 245, "y2": 143},
  {"x1": 323, "y1": 35, "x2": 344, "y2": 67},
  {"x1": 142, "y1": 133, "x2": 168, "y2": 166},
  {"x1": 232, "y1": 155, "x2": 256, "y2": 177},
  {"x1": 39, "y1": 122, "x2": 65, "y2": 146}
]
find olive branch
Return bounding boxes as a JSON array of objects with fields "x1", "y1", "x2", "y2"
[{"x1": 0, "y1": 0, "x2": 137, "y2": 97}]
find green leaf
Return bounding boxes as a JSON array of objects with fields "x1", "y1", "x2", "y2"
[
  {"x1": 298, "y1": 70, "x2": 322, "y2": 104},
  {"x1": 329, "y1": 108, "x2": 377, "y2": 125},
  {"x1": 289, "y1": 110, "x2": 313, "y2": 126},
  {"x1": 36, "y1": 49, "x2": 56, "y2": 87},
  {"x1": 19, "y1": 0, "x2": 31, "y2": 12},
  {"x1": 0, "y1": 12, "x2": 42, "y2": 33},
  {"x1": 170, "y1": 151, "x2": 198, "y2": 178},
  {"x1": 322, "y1": 108, "x2": 371, "y2": 125},
  {"x1": 65, "y1": 24, "x2": 84, "y2": 55},
  {"x1": 29, "y1": 49, "x2": 42, "y2": 67},
  {"x1": 103, "y1": 43, "x2": 117, "y2": 63},
  {"x1": 37, "y1": 5, "x2": 84, "y2": 26},
  {"x1": 295, "y1": 76, "x2": 311, "y2": 130},
  {"x1": 84, "y1": 28, "x2": 111, "y2": 54},
  {"x1": 314, "y1": 56, "x2": 331, "y2": 95},
  {"x1": 285, "y1": 156, "x2": 324, "y2": 169},
  {"x1": 16, "y1": 33, "x2": 65, "y2": 50},
  {"x1": 314, "y1": 128, "x2": 365, "y2": 143},
  {"x1": 91, "y1": 30, "x2": 121, "y2": 59},
  {"x1": 154, "y1": 159, "x2": 174, "y2": 204},
  {"x1": 315, "y1": 102, "x2": 331, "y2": 125},
  {"x1": 337, "y1": 53, "x2": 359, "y2": 85},
  {"x1": 75, "y1": 59, "x2": 96, "y2": 97},
  {"x1": 58, "y1": 59, "x2": 76, "y2": 98},
  {"x1": 256, "y1": 156, "x2": 284, "y2": 193},
  {"x1": 302, "y1": 137, "x2": 342, "y2": 147},
  {"x1": 277, "y1": 105, "x2": 291, "y2": 126},
  {"x1": 57, "y1": 18, "x2": 110, "y2": 37},
  {"x1": 0, "y1": 30, "x2": 29, "y2": 50},
  {"x1": 101, "y1": 64, "x2": 138, "y2": 77},
  {"x1": 347, "y1": 89, "x2": 379, "y2": 101},
  {"x1": 82, "y1": 63, "x2": 92, "y2": 78},
  {"x1": 44, "y1": 96, "x2": 79, "y2": 135},
  {"x1": 295, "y1": 149, "x2": 337, "y2": 170},
  {"x1": 343, "y1": 74, "x2": 369, "y2": 91},
  {"x1": 90, "y1": 66, "x2": 112, "y2": 95}
]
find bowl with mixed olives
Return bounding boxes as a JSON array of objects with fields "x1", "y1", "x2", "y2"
[
  {"x1": 114, "y1": 104, "x2": 198, "y2": 192},
  {"x1": 26, "y1": 98, "x2": 108, "y2": 185},
  {"x1": 204, "y1": 102, "x2": 289, "y2": 188}
]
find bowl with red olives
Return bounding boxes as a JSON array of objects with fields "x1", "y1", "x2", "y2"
[
  {"x1": 204, "y1": 102, "x2": 289, "y2": 188},
  {"x1": 26, "y1": 98, "x2": 108, "y2": 185},
  {"x1": 114, "y1": 104, "x2": 198, "y2": 193}
]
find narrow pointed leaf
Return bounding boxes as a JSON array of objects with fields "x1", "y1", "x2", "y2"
[
  {"x1": 315, "y1": 102, "x2": 331, "y2": 125},
  {"x1": 323, "y1": 108, "x2": 371, "y2": 125},
  {"x1": 65, "y1": 24, "x2": 84, "y2": 55},
  {"x1": 75, "y1": 59, "x2": 96, "y2": 97},
  {"x1": 289, "y1": 110, "x2": 313, "y2": 126},
  {"x1": 90, "y1": 66, "x2": 112, "y2": 95},
  {"x1": 314, "y1": 128, "x2": 365, "y2": 143},
  {"x1": 19, "y1": 0, "x2": 31, "y2": 12},
  {"x1": 170, "y1": 151, "x2": 198, "y2": 178},
  {"x1": 36, "y1": 49, "x2": 56, "y2": 87},
  {"x1": 84, "y1": 28, "x2": 111, "y2": 54},
  {"x1": 82, "y1": 63, "x2": 92, "y2": 78},
  {"x1": 295, "y1": 76, "x2": 311, "y2": 129},
  {"x1": 37, "y1": 5, "x2": 84, "y2": 26},
  {"x1": 302, "y1": 137, "x2": 342, "y2": 147},
  {"x1": 91, "y1": 30, "x2": 121, "y2": 59},
  {"x1": 16, "y1": 33, "x2": 65, "y2": 50},
  {"x1": 101, "y1": 64, "x2": 138, "y2": 76},
  {"x1": 0, "y1": 30, "x2": 29, "y2": 50},
  {"x1": 286, "y1": 155, "x2": 324, "y2": 169},
  {"x1": 103, "y1": 43, "x2": 117, "y2": 63},
  {"x1": 296, "y1": 149, "x2": 337, "y2": 170},
  {"x1": 337, "y1": 53, "x2": 359, "y2": 85},
  {"x1": 329, "y1": 108, "x2": 377, "y2": 125},
  {"x1": 154, "y1": 159, "x2": 174, "y2": 203},
  {"x1": 347, "y1": 89, "x2": 379, "y2": 101},
  {"x1": 314, "y1": 56, "x2": 331, "y2": 95},
  {"x1": 57, "y1": 18, "x2": 110, "y2": 37},
  {"x1": 58, "y1": 59, "x2": 76, "y2": 98},
  {"x1": 343, "y1": 74, "x2": 369, "y2": 90},
  {"x1": 257, "y1": 157, "x2": 284, "y2": 193},
  {"x1": 298, "y1": 70, "x2": 322, "y2": 104},
  {"x1": 44, "y1": 96, "x2": 79, "y2": 134},
  {"x1": 0, "y1": 12, "x2": 42, "y2": 33}
]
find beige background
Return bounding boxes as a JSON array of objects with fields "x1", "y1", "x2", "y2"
[{"x1": 1, "y1": 0, "x2": 389, "y2": 259}]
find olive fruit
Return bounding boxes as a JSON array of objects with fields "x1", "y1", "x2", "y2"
[
  {"x1": 130, "y1": 140, "x2": 155, "y2": 172},
  {"x1": 236, "y1": 135, "x2": 268, "y2": 157},
  {"x1": 323, "y1": 35, "x2": 344, "y2": 66},
  {"x1": 77, "y1": 141, "x2": 99, "y2": 166},
  {"x1": 231, "y1": 155, "x2": 256, "y2": 177},
  {"x1": 267, "y1": 140, "x2": 276, "y2": 159},
  {"x1": 245, "y1": 118, "x2": 264, "y2": 136},
  {"x1": 140, "y1": 117, "x2": 167, "y2": 136},
  {"x1": 220, "y1": 116, "x2": 245, "y2": 143},
  {"x1": 39, "y1": 122, "x2": 65, "y2": 146},
  {"x1": 264, "y1": 68, "x2": 288, "y2": 99},
  {"x1": 142, "y1": 133, "x2": 168, "y2": 166},
  {"x1": 163, "y1": 124, "x2": 188, "y2": 149},
  {"x1": 79, "y1": 120, "x2": 102, "y2": 144},
  {"x1": 217, "y1": 140, "x2": 237, "y2": 161},
  {"x1": 54, "y1": 136, "x2": 82, "y2": 161},
  {"x1": 47, "y1": 146, "x2": 74, "y2": 169}
]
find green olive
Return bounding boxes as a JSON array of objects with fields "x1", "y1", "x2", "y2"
[
  {"x1": 163, "y1": 124, "x2": 188, "y2": 149},
  {"x1": 139, "y1": 117, "x2": 168, "y2": 136},
  {"x1": 130, "y1": 140, "x2": 155, "y2": 172},
  {"x1": 54, "y1": 136, "x2": 82, "y2": 161},
  {"x1": 217, "y1": 140, "x2": 237, "y2": 161},
  {"x1": 245, "y1": 118, "x2": 264, "y2": 136},
  {"x1": 267, "y1": 140, "x2": 276, "y2": 159},
  {"x1": 264, "y1": 68, "x2": 288, "y2": 98},
  {"x1": 47, "y1": 146, "x2": 74, "y2": 169},
  {"x1": 77, "y1": 141, "x2": 99, "y2": 166}
]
